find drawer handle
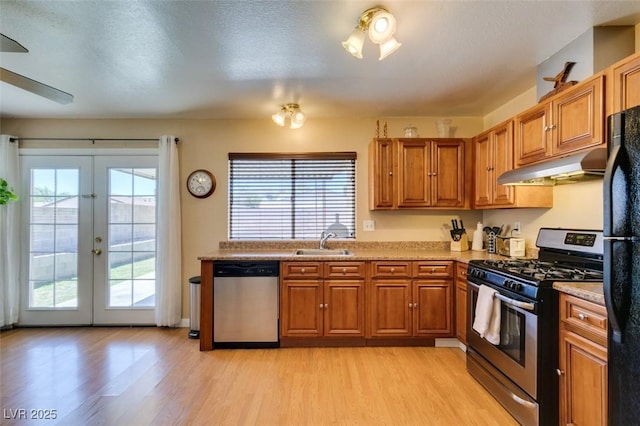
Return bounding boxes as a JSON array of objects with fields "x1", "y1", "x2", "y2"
[
  {"x1": 577, "y1": 313, "x2": 588, "y2": 321},
  {"x1": 390, "y1": 268, "x2": 395, "y2": 273},
  {"x1": 342, "y1": 268, "x2": 347, "y2": 274},
  {"x1": 301, "y1": 268, "x2": 306, "y2": 274},
  {"x1": 431, "y1": 267, "x2": 436, "y2": 273}
]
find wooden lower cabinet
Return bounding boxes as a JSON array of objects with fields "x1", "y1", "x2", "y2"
[
  {"x1": 558, "y1": 294, "x2": 608, "y2": 426},
  {"x1": 369, "y1": 261, "x2": 453, "y2": 338},
  {"x1": 455, "y1": 262, "x2": 468, "y2": 345},
  {"x1": 280, "y1": 261, "x2": 365, "y2": 339}
]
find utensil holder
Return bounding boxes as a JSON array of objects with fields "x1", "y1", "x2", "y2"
[
  {"x1": 487, "y1": 232, "x2": 497, "y2": 254},
  {"x1": 450, "y1": 234, "x2": 469, "y2": 252}
]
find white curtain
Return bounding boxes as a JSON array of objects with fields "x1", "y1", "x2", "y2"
[
  {"x1": 155, "y1": 135, "x2": 182, "y2": 326},
  {"x1": 0, "y1": 135, "x2": 20, "y2": 328}
]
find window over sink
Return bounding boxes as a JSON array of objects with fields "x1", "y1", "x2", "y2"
[{"x1": 228, "y1": 152, "x2": 356, "y2": 240}]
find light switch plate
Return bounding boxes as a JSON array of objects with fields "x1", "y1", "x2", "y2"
[{"x1": 363, "y1": 220, "x2": 375, "y2": 231}]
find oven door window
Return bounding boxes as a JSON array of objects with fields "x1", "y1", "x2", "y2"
[
  {"x1": 470, "y1": 288, "x2": 527, "y2": 366},
  {"x1": 499, "y1": 304, "x2": 526, "y2": 365}
]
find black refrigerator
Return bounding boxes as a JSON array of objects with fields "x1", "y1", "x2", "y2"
[{"x1": 604, "y1": 104, "x2": 640, "y2": 425}]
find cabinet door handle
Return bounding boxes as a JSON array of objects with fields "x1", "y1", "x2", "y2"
[
  {"x1": 556, "y1": 369, "x2": 564, "y2": 376},
  {"x1": 91, "y1": 249, "x2": 102, "y2": 255},
  {"x1": 388, "y1": 172, "x2": 393, "y2": 176},
  {"x1": 577, "y1": 313, "x2": 588, "y2": 321}
]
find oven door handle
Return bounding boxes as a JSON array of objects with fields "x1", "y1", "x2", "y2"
[
  {"x1": 494, "y1": 293, "x2": 535, "y2": 312},
  {"x1": 510, "y1": 393, "x2": 537, "y2": 409},
  {"x1": 467, "y1": 280, "x2": 536, "y2": 312}
]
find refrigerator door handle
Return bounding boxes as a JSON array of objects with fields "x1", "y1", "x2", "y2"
[
  {"x1": 604, "y1": 236, "x2": 640, "y2": 242},
  {"x1": 604, "y1": 239, "x2": 625, "y2": 343},
  {"x1": 603, "y1": 143, "x2": 623, "y2": 236}
]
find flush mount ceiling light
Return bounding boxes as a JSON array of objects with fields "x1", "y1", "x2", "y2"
[
  {"x1": 342, "y1": 6, "x2": 401, "y2": 60},
  {"x1": 272, "y1": 103, "x2": 306, "y2": 129}
]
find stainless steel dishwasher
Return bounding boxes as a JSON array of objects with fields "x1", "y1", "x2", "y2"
[{"x1": 213, "y1": 261, "x2": 279, "y2": 348}]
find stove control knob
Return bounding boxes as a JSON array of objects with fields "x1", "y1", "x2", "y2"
[
  {"x1": 504, "y1": 280, "x2": 512, "y2": 288},
  {"x1": 514, "y1": 283, "x2": 522, "y2": 291}
]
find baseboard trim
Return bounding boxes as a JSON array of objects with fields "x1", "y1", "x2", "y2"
[{"x1": 435, "y1": 338, "x2": 462, "y2": 348}]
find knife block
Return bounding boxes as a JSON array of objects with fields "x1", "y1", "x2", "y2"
[{"x1": 450, "y1": 234, "x2": 469, "y2": 252}]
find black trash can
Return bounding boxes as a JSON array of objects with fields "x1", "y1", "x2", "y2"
[{"x1": 188, "y1": 276, "x2": 201, "y2": 339}]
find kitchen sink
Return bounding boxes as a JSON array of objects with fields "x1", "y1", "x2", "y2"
[{"x1": 293, "y1": 249, "x2": 354, "y2": 256}]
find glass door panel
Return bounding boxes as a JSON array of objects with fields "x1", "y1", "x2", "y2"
[
  {"x1": 19, "y1": 154, "x2": 158, "y2": 326},
  {"x1": 19, "y1": 156, "x2": 93, "y2": 325},
  {"x1": 93, "y1": 157, "x2": 157, "y2": 324}
]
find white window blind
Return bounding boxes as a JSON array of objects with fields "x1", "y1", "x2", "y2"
[{"x1": 228, "y1": 152, "x2": 356, "y2": 240}]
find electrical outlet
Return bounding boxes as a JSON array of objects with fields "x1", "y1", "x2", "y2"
[
  {"x1": 363, "y1": 220, "x2": 375, "y2": 231},
  {"x1": 513, "y1": 222, "x2": 521, "y2": 235}
]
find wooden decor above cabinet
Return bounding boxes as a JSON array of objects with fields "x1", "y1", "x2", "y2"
[
  {"x1": 472, "y1": 120, "x2": 552, "y2": 209},
  {"x1": 369, "y1": 138, "x2": 470, "y2": 210},
  {"x1": 514, "y1": 73, "x2": 605, "y2": 168}
]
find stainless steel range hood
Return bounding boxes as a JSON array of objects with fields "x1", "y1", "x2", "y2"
[{"x1": 497, "y1": 148, "x2": 607, "y2": 185}]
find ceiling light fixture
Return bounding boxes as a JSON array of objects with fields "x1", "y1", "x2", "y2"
[
  {"x1": 272, "y1": 103, "x2": 306, "y2": 129},
  {"x1": 342, "y1": 6, "x2": 401, "y2": 60}
]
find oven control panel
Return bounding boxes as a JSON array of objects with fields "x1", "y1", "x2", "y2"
[
  {"x1": 536, "y1": 228, "x2": 603, "y2": 255},
  {"x1": 564, "y1": 232, "x2": 597, "y2": 247}
]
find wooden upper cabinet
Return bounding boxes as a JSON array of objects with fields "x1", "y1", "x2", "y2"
[
  {"x1": 397, "y1": 139, "x2": 431, "y2": 208},
  {"x1": 368, "y1": 138, "x2": 394, "y2": 209},
  {"x1": 553, "y1": 74, "x2": 604, "y2": 156},
  {"x1": 608, "y1": 51, "x2": 640, "y2": 115},
  {"x1": 431, "y1": 140, "x2": 465, "y2": 207},
  {"x1": 472, "y1": 120, "x2": 551, "y2": 209},
  {"x1": 515, "y1": 74, "x2": 605, "y2": 167},
  {"x1": 369, "y1": 138, "x2": 467, "y2": 210},
  {"x1": 473, "y1": 131, "x2": 492, "y2": 207},
  {"x1": 473, "y1": 120, "x2": 516, "y2": 208},
  {"x1": 491, "y1": 123, "x2": 516, "y2": 205},
  {"x1": 514, "y1": 103, "x2": 552, "y2": 167}
]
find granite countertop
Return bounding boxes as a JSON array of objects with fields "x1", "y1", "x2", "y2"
[
  {"x1": 553, "y1": 282, "x2": 605, "y2": 306},
  {"x1": 197, "y1": 241, "x2": 510, "y2": 263}
]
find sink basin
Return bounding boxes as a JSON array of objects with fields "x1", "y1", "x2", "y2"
[{"x1": 293, "y1": 249, "x2": 353, "y2": 256}]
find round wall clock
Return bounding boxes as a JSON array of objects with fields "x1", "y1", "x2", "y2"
[{"x1": 187, "y1": 169, "x2": 216, "y2": 198}]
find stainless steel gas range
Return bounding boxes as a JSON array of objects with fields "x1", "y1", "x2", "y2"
[{"x1": 466, "y1": 228, "x2": 604, "y2": 426}]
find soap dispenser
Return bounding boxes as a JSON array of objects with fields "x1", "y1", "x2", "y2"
[{"x1": 472, "y1": 222, "x2": 484, "y2": 251}]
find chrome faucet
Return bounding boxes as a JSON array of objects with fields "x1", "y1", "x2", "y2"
[{"x1": 319, "y1": 231, "x2": 337, "y2": 249}]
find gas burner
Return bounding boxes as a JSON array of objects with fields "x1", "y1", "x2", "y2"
[{"x1": 478, "y1": 258, "x2": 603, "y2": 283}]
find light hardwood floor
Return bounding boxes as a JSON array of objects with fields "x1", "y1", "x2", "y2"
[{"x1": 1, "y1": 327, "x2": 517, "y2": 425}]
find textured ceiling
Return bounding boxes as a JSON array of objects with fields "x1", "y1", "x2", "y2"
[{"x1": 1, "y1": 0, "x2": 639, "y2": 120}]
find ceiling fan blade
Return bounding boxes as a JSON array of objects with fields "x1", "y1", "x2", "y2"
[
  {"x1": 0, "y1": 67, "x2": 74, "y2": 104},
  {"x1": 1, "y1": 34, "x2": 28, "y2": 53}
]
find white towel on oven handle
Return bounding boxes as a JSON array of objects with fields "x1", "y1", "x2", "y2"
[{"x1": 472, "y1": 285, "x2": 501, "y2": 345}]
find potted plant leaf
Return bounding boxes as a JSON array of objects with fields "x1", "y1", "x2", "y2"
[{"x1": 0, "y1": 178, "x2": 18, "y2": 205}]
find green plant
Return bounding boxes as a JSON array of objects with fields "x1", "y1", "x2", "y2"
[{"x1": 0, "y1": 178, "x2": 18, "y2": 205}]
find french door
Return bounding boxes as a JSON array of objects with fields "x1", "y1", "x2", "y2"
[{"x1": 19, "y1": 154, "x2": 158, "y2": 325}]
